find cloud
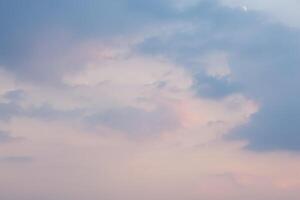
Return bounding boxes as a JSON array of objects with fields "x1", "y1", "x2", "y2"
[
  {"x1": 1, "y1": 0, "x2": 300, "y2": 199},
  {"x1": 0, "y1": 19, "x2": 260, "y2": 199},
  {"x1": 86, "y1": 106, "x2": 180, "y2": 136},
  {"x1": 136, "y1": 0, "x2": 300, "y2": 151},
  {"x1": 0, "y1": 131, "x2": 17, "y2": 144},
  {"x1": 1, "y1": 117, "x2": 300, "y2": 200},
  {"x1": 220, "y1": 0, "x2": 300, "y2": 28},
  {"x1": 0, "y1": 0, "x2": 175, "y2": 84},
  {"x1": 193, "y1": 73, "x2": 241, "y2": 99},
  {"x1": 0, "y1": 156, "x2": 33, "y2": 163}
]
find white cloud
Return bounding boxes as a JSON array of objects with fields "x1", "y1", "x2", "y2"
[{"x1": 242, "y1": 5, "x2": 248, "y2": 12}]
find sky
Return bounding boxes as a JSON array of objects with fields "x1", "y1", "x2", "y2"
[{"x1": 1, "y1": 0, "x2": 300, "y2": 199}]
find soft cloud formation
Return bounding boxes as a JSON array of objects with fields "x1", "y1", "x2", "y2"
[
  {"x1": 1, "y1": 0, "x2": 300, "y2": 200},
  {"x1": 137, "y1": 0, "x2": 300, "y2": 151},
  {"x1": 0, "y1": 42, "x2": 259, "y2": 199}
]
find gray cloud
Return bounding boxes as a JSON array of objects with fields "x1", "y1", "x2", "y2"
[
  {"x1": 0, "y1": 131, "x2": 17, "y2": 144},
  {"x1": 1, "y1": 0, "x2": 300, "y2": 152},
  {"x1": 0, "y1": 102, "x2": 22, "y2": 121},
  {"x1": 0, "y1": 90, "x2": 81, "y2": 122},
  {"x1": 0, "y1": 156, "x2": 33, "y2": 163},
  {"x1": 137, "y1": 0, "x2": 300, "y2": 151},
  {"x1": 3, "y1": 90, "x2": 25, "y2": 103},
  {"x1": 193, "y1": 72, "x2": 242, "y2": 98},
  {"x1": 0, "y1": 0, "x2": 175, "y2": 84},
  {"x1": 86, "y1": 106, "x2": 180, "y2": 137}
]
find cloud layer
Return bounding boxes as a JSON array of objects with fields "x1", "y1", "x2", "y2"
[{"x1": 1, "y1": 0, "x2": 300, "y2": 199}]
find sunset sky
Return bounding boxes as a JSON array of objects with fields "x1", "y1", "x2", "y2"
[{"x1": 1, "y1": 0, "x2": 300, "y2": 199}]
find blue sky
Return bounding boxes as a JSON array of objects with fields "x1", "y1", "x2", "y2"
[{"x1": 1, "y1": 0, "x2": 300, "y2": 199}]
